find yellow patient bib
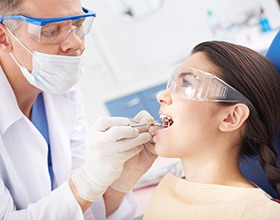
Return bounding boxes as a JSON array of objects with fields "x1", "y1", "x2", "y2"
[{"x1": 143, "y1": 173, "x2": 280, "y2": 220}]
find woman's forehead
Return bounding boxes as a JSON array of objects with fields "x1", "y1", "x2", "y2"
[{"x1": 181, "y1": 52, "x2": 216, "y2": 75}]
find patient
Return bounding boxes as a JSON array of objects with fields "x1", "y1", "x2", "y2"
[{"x1": 144, "y1": 41, "x2": 280, "y2": 219}]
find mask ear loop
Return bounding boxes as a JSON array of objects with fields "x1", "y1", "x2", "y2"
[
  {"x1": 6, "y1": 26, "x2": 35, "y2": 74},
  {"x1": 6, "y1": 33, "x2": 38, "y2": 87},
  {"x1": 9, "y1": 51, "x2": 21, "y2": 67},
  {"x1": 6, "y1": 27, "x2": 33, "y2": 55}
]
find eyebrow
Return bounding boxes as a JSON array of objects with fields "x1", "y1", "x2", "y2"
[
  {"x1": 177, "y1": 71, "x2": 201, "y2": 82},
  {"x1": 178, "y1": 71, "x2": 194, "y2": 77}
]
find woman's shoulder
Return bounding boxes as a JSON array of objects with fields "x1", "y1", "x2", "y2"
[
  {"x1": 145, "y1": 174, "x2": 280, "y2": 220},
  {"x1": 242, "y1": 195, "x2": 280, "y2": 219},
  {"x1": 157, "y1": 173, "x2": 280, "y2": 210}
]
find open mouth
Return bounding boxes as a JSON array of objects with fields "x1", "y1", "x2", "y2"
[{"x1": 160, "y1": 115, "x2": 174, "y2": 128}]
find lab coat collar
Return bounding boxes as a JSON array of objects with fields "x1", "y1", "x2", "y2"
[{"x1": 0, "y1": 66, "x2": 23, "y2": 135}]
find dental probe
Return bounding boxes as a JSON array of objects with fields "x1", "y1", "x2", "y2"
[{"x1": 129, "y1": 118, "x2": 162, "y2": 127}]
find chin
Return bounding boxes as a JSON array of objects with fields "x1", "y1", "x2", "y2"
[{"x1": 154, "y1": 143, "x2": 174, "y2": 158}]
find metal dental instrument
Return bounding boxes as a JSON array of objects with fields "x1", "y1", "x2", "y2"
[{"x1": 129, "y1": 118, "x2": 162, "y2": 127}]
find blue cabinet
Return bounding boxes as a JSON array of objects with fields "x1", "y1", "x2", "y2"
[
  {"x1": 141, "y1": 84, "x2": 166, "y2": 120},
  {"x1": 105, "y1": 83, "x2": 166, "y2": 119}
]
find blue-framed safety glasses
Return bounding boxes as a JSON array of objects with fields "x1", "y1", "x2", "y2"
[
  {"x1": 167, "y1": 66, "x2": 257, "y2": 113},
  {"x1": 0, "y1": 7, "x2": 96, "y2": 44}
]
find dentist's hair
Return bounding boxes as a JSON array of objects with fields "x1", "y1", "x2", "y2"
[
  {"x1": 0, "y1": 0, "x2": 22, "y2": 31},
  {"x1": 191, "y1": 41, "x2": 280, "y2": 197},
  {"x1": 0, "y1": 0, "x2": 22, "y2": 15}
]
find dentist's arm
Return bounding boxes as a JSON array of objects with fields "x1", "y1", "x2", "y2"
[{"x1": 70, "y1": 116, "x2": 152, "y2": 212}]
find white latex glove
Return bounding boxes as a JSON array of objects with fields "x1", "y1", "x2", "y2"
[
  {"x1": 71, "y1": 116, "x2": 152, "y2": 202},
  {"x1": 111, "y1": 111, "x2": 158, "y2": 192}
]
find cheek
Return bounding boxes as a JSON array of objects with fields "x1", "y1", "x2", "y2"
[
  {"x1": 155, "y1": 103, "x2": 219, "y2": 157},
  {"x1": 154, "y1": 119, "x2": 195, "y2": 158},
  {"x1": 12, "y1": 43, "x2": 32, "y2": 70}
]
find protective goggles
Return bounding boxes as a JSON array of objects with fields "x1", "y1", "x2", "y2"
[
  {"x1": 0, "y1": 7, "x2": 96, "y2": 44},
  {"x1": 167, "y1": 66, "x2": 256, "y2": 113}
]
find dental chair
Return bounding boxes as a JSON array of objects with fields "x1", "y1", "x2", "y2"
[{"x1": 239, "y1": 30, "x2": 280, "y2": 199}]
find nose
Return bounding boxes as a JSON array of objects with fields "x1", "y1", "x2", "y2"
[
  {"x1": 60, "y1": 27, "x2": 85, "y2": 54},
  {"x1": 156, "y1": 87, "x2": 173, "y2": 105}
]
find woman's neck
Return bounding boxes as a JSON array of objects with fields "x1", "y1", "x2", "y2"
[{"x1": 181, "y1": 149, "x2": 255, "y2": 188}]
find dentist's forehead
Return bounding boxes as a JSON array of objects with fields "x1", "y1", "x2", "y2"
[{"x1": 21, "y1": 0, "x2": 82, "y2": 18}]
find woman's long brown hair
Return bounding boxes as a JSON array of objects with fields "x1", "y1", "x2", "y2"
[{"x1": 192, "y1": 41, "x2": 280, "y2": 197}]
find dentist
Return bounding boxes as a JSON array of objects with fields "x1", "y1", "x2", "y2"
[{"x1": 0, "y1": 0, "x2": 157, "y2": 219}]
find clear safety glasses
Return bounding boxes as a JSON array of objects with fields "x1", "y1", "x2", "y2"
[
  {"x1": 167, "y1": 66, "x2": 256, "y2": 113},
  {"x1": 0, "y1": 7, "x2": 96, "y2": 44}
]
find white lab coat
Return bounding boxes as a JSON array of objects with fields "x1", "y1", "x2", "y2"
[{"x1": 0, "y1": 68, "x2": 136, "y2": 220}]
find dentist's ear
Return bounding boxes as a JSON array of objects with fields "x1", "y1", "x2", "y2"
[
  {"x1": 0, "y1": 24, "x2": 13, "y2": 51},
  {"x1": 219, "y1": 104, "x2": 250, "y2": 132}
]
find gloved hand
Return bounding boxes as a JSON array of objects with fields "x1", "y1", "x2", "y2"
[
  {"x1": 111, "y1": 111, "x2": 158, "y2": 192},
  {"x1": 71, "y1": 116, "x2": 152, "y2": 202}
]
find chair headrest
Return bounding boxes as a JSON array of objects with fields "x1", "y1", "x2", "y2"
[{"x1": 266, "y1": 30, "x2": 280, "y2": 73}]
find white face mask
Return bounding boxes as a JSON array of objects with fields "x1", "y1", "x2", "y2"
[{"x1": 9, "y1": 30, "x2": 85, "y2": 94}]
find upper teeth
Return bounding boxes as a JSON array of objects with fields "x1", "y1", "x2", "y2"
[{"x1": 160, "y1": 115, "x2": 173, "y2": 127}]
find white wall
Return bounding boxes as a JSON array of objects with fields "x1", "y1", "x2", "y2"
[{"x1": 79, "y1": 0, "x2": 280, "y2": 125}]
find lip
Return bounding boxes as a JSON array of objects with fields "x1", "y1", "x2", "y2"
[
  {"x1": 156, "y1": 111, "x2": 173, "y2": 135},
  {"x1": 155, "y1": 126, "x2": 168, "y2": 135},
  {"x1": 158, "y1": 111, "x2": 173, "y2": 123},
  {"x1": 158, "y1": 110, "x2": 171, "y2": 118}
]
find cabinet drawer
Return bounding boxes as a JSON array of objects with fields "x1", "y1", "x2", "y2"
[
  {"x1": 141, "y1": 83, "x2": 166, "y2": 119},
  {"x1": 105, "y1": 83, "x2": 167, "y2": 119},
  {"x1": 105, "y1": 93, "x2": 147, "y2": 118}
]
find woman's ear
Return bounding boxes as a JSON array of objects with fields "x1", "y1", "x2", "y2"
[
  {"x1": 219, "y1": 104, "x2": 250, "y2": 132},
  {"x1": 0, "y1": 24, "x2": 12, "y2": 51}
]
